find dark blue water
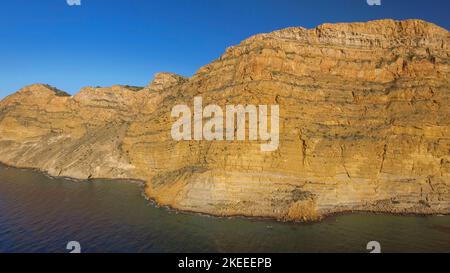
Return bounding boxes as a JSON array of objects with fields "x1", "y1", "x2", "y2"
[{"x1": 0, "y1": 164, "x2": 449, "y2": 253}]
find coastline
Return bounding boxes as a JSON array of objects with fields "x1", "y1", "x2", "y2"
[
  {"x1": 0, "y1": 19, "x2": 449, "y2": 224},
  {"x1": 1, "y1": 160, "x2": 448, "y2": 224}
]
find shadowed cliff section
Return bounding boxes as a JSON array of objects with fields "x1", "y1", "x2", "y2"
[{"x1": 0, "y1": 19, "x2": 449, "y2": 221}]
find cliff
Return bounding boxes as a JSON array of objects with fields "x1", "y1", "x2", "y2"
[{"x1": 0, "y1": 19, "x2": 449, "y2": 221}]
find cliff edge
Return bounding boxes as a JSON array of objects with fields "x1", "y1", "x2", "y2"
[{"x1": 0, "y1": 19, "x2": 449, "y2": 221}]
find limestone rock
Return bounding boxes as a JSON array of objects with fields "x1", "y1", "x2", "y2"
[
  {"x1": 0, "y1": 19, "x2": 449, "y2": 221},
  {"x1": 148, "y1": 72, "x2": 187, "y2": 91}
]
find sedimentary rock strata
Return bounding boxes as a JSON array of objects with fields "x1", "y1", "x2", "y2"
[{"x1": 0, "y1": 19, "x2": 449, "y2": 221}]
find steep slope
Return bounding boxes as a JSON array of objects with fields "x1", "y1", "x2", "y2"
[{"x1": 0, "y1": 19, "x2": 449, "y2": 221}]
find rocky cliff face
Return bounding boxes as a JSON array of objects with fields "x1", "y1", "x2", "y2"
[{"x1": 0, "y1": 19, "x2": 449, "y2": 221}]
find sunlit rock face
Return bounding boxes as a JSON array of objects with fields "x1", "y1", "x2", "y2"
[
  {"x1": 148, "y1": 72, "x2": 187, "y2": 91},
  {"x1": 0, "y1": 19, "x2": 449, "y2": 221}
]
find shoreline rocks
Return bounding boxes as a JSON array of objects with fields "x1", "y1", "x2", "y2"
[{"x1": 0, "y1": 19, "x2": 449, "y2": 221}]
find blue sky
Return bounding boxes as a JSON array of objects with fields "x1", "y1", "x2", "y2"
[{"x1": 0, "y1": 0, "x2": 449, "y2": 98}]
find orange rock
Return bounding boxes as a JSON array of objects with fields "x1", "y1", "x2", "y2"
[{"x1": 0, "y1": 19, "x2": 449, "y2": 221}]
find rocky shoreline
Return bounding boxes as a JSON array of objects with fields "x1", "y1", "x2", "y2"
[
  {"x1": 0, "y1": 160, "x2": 448, "y2": 223},
  {"x1": 0, "y1": 19, "x2": 449, "y2": 221}
]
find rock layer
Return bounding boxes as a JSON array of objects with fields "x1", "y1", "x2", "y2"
[{"x1": 0, "y1": 19, "x2": 449, "y2": 221}]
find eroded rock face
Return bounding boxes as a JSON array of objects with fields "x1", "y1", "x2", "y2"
[
  {"x1": 0, "y1": 19, "x2": 449, "y2": 221},
  {"x1": 148, "y1": 72, "x2": 187, "y2": 91}
]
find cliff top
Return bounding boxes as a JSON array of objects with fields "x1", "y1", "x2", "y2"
[
  {"x1": 17, "y1": 84, "x2": 70, "y2": 97},
  {"x1": 3, "y1": 19, "x2": 448, "y2": 100}
]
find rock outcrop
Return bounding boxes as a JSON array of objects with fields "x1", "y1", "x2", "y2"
[
  {"x1": 148, "y1": 72, "x2": 187, "y2": 91},
  {"x1": 0, "y1": 19, "x2": 449, "y2": 221}
]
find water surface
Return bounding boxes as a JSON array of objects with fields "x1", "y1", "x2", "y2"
[{"x1": 0, "y1": 164, "x2": 448, "y2": 253}]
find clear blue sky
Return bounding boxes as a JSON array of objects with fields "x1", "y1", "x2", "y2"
[{"x1": 0, "y1": 0, "x2": 449, "y2": 98}]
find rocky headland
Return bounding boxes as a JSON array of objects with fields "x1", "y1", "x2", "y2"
[{"x1": 0, "y1": 19, "x2": 449, "y2": 221}]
